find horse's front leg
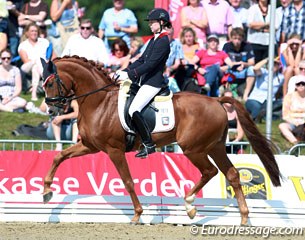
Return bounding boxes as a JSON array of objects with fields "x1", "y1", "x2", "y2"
[
  {"x1": 108, "y1": 149, "x2": 143, "y2": 224},
  {"x1": 43, "y1": 141, "x2": 96, "y2": 203}
]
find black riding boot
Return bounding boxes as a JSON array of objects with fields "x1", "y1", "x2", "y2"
[{"x1": 132, "y1": 111, "x2": 156, "y2": 158}]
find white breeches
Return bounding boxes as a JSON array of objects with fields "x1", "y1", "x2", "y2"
[{"x1": 128, "y1": 84, "x2": 161, "y2": 117}]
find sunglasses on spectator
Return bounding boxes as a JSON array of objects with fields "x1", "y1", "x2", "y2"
[
  {"x1": 1, "y1": 57, "x2": 11, "y2": 60},
  {"x1": 296, "y1": 82, "x2": 305, "y2": 86},
  {"x1": 114, "y1": 48, "x2": 123, "y2": 52},
  {"x1": 80, "y1": 26, "x2": 91, "y2": 30},
  {"x1": 299, "y1": 67, "x2": 305, "y2": 71}
]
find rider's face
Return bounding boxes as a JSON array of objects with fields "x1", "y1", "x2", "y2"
[{"x1": 149, "y1": 20, "x2": 160, "y2": 34}]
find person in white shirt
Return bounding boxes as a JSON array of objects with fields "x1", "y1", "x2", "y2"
[{"x1": 61, "y1": 19, "x2": 109, "y2": 65}]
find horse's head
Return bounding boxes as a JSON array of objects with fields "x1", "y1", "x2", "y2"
[{"x1": 41, "y1": 58, "x2": 73, "y2": 116}]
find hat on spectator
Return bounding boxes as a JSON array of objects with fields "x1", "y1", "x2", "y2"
[
  {"x1": 295, "y1": 75, "x2": 305, "y2": 85},
  {"x1": 207, "y1": 34, "x2": 219, "y2": 42}
]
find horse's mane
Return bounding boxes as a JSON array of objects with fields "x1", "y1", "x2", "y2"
[{"x1": 53, "y1": 55, "x2": 115, "y2": 84}]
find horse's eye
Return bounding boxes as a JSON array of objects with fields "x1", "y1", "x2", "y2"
[{"x1": 47, "y1": 82, "x2": 53, "y2": 88}]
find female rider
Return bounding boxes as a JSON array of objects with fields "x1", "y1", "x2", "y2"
[{"x1": 116, "y1": 8, "x2": 171, "y2": 158}]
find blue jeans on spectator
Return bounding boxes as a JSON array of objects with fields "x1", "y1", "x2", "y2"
[
  {"x1": 204, "y1": 64, "x2": 222, "y2": 97},
  {"x1": 245, "y1": 99, "x2": 265, "y2": 120},
  {"x1": 9, "y1": 36, "x2": 20, "y2": 58},
  {"x1": 46, "y1": 122, "x2": 73, "y2": 140}
]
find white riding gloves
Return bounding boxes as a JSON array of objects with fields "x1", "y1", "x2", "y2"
[{"x1": 115, "y1": 70, "x2": 129, "y2": 81}]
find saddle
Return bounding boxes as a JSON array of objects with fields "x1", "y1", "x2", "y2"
[{"x1": 118, "y1": 80, "x2": 175, "y2": 151}]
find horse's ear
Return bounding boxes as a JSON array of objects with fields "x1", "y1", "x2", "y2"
[
  {"x1": 41, "y1": 58, "x2": 47, "y2": 70},
  {"x1": 41, "y1": 58, "x2": 57, "y2": 80}
]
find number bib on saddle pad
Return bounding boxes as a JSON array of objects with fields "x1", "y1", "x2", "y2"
[{"x1": 118, "y1": 80, "x2": 175, "y2": 134}]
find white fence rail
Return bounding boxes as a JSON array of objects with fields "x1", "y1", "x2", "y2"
[{"x1": 1, "y1": 194, "x2": 305, "y2": 227}]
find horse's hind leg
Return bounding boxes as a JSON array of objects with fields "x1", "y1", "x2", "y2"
[
  {"x1": 108, "y1": 149, "x2": 143, "y2": 224},
  {"x1": 209, "y1": 144, "x2": 249, "y2": 225},
  {"x1": 183, "y1": 153, "x2": 219, "y2": 219},
  {"x1": 43, "y1": 141, "x2": 96, "y2": 203}
]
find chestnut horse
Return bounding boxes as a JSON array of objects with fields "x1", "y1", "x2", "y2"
[{"x1": 41, "y1": 56, "x2": 281, "y2": 225}]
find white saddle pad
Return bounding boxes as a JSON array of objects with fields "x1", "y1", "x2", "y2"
[{"x1": 118, "y1": 80, "x2": 175, "y2": 134}]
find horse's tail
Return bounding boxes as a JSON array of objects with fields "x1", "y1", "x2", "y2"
[{"x1": 218, "y1": 96, "x2": 281, "y2": 187}]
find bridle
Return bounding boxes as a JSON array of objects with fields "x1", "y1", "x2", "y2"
[{"x1": 43, "y1": 72, "x2": 119, "y2": 109}]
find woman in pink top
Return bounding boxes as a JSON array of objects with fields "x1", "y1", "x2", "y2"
[
  {"x1": 181, "y1": 0, "x2": 208, "y2": 49},
  {"x1": 190, "y1": 34, "x2": 234, "y2": 96}
]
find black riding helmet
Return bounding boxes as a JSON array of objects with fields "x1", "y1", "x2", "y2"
[{"x1": 145, "y1": 8, "x2": 172, "y2": 30}]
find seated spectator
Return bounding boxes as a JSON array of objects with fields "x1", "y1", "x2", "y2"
[
  {"x1": 128, "y1": 36, "x2": 143, "y2": 65},
  {"x1": 18, "y1": 0, "x2": 48, "y2": 30},
  {"x1": 61, "y1": 18, "x2": 109, "y2": 65},
  {"x1": 18, "y1": 23, "x2": 49, "y2": 101},
  {"x1": 0, "y1": 0, "x2": 9, "y2": 52},
  {"x1": 222, "y1": 27, "x2": 255, "y2": 100},
  {"x1": 281, "y1": 33, "x2": 305, "y2": 96},
  {"x1": 46, "y1": 99, "x2": 79, "y2": 151},
  {"x1": 279, "y1": 78, "x2": 305, "y2": 144},
  {"x1": 222, "y1": 89, "x2": 244, "y2": 153},
  {"x1": 245, "y1": 57, "x2": 284, "y2": 122},
  {"x1": 174, "y1": 26, "x2": 201, "y2": 92},
  {"x1": 190, "y1": 34, "x2": 235, "y2": 97},
  {"x1": 0, "y1": 49, "x2": 27, "y2": 112},
  {"x1": 287, "y1": 60, "x2": 305, "y2": 94},
  {"x1": 106, "y1": 38, "x2": 130, "y2": 73},
  {"x1": 180, "y1": 0, "x2": 208, "y2": 49}
]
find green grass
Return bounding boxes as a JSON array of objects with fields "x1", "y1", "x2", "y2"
[{"x1": 0, "y1": 93, "x2": 295, "y2": 153}]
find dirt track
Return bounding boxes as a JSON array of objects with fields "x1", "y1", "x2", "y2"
[{"x1": 0, "y1": 222, "x2": 304, "y2": 240}]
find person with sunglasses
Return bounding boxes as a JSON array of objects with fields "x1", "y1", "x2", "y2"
[
  {"x1": 61, "y1": 18, "x2": 109, "y2": 65},
  {"x1": 115, "y1": 8, "x2": 171, "y2": 158},
  {"x1": 279, "y1": 78, "x2": 305, "y2": 144},
  {"x1": 0, "y1": 49, "x2": 27, "y2": 112},
  {"x1": 106, "y1": 38, "x2": 130, "y2": 73}
]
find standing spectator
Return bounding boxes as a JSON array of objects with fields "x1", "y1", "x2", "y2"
[
  {"x1": 229, "y1": 0, "x2": 248, "y2": 32},
  {"x1": 287, "y1": 60, "x2": 305, "y2": 94},
  {"x1": 281, "y1": 33, "x2": 305, "y2": 95},
  {"x1": 280, "y1": 0, "x2": 305, "y2": 43},
  {"x1": 0, "y1": 0, "x2": 9, "y2": 51},
  {"x1": 7, "y1": 0, "x2": 24, "y2": 58},
  {"x1": 202, "y1": 0, "x2": 234, "y2": 49},
  {"x1": 61, "y1": 19, "x2": 109, "y2": 65},
  {"x1": 247, "y1": 0, "x2": 278, "y2": 63},
  {"x1": 18, "y1": 0, "x2": 48, "y2": 30},
  {"x1": 279, "y1": 78, "x2": 305, "y2": 144},
  {"x1": 46, "y1": 99, "x2": 79, "y2": 151},
  {"x1": 180, "y1": 0, "x2": 208, "y2": 49},
  {"x1": 275, "y1": 0, "x2": 291, "y2": 46},
  {"x1": 98, "y1": 0, "x2": 138, "y2": 53},
  {"x1": 18, "y1": 23, "x2": 49, "y2": 101},
  {"x1": 245, "y1": 57, "x2": 284, "y2": 122},
  {"x1": 0, "y1": 49, "x2": 27, "y2": 112},
  {"x1": 190, "y1": 34, "x2": 235, "y2": 97},
  {"x1": 107, "y1": 38, "x2": 130, "y2": 73},
  {"x1": 222, "y1": 27, "x2": 255, "y2": 100},
  {"x1": 49, "y1": 0, "x2": 79, "y2": 57}
]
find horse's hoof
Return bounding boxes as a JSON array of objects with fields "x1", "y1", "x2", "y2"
[
  {"x1": 130, "y1": 221, "x2": 139, "y2": 225},
  {"x1": 43, "y1": 191, "x2": 53, "y2": 203},
  {"x1": 187, "y1": 206, "x2": 197, "y2": 219}
]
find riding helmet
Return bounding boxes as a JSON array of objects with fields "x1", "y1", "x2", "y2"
[{"x1": 145, "y1": 8, "x2": 170, "y2": 23}]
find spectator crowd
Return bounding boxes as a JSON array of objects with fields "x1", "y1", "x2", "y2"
[{"x1": 1, "y1": 0, "x2": 305, "y2": 149}]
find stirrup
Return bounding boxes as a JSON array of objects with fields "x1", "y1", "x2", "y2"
[{"x1": 135, "y1": 143, "x2": 156, "y2": 158}]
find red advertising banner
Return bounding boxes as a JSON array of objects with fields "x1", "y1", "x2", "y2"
[
  {"x1": 155, "y1": 0, "x2": 188, "y2": 38},
  {"x1": 0, "y1": 151, "x2": 202, "y2": 197}
]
